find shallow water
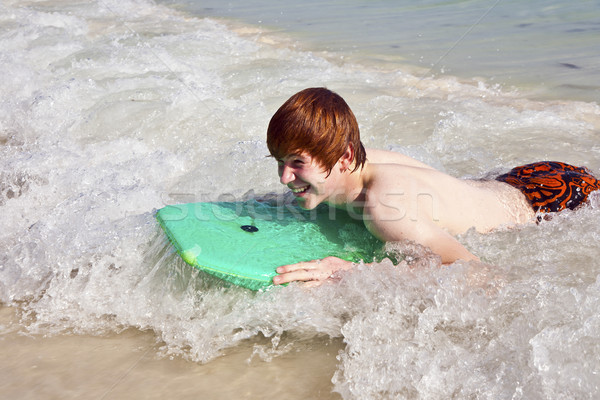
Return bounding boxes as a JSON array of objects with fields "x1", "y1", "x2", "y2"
[
  {"x1": 1, "y1": 0, "x2": 600, "y2": 398},
  {"x1": 0, "y1": 307, "x2": 342, "y2": 399}
]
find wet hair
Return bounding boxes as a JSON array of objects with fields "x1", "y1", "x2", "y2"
[{"x1": 266, "y1": 87, "x2": 366, "y2": 175}]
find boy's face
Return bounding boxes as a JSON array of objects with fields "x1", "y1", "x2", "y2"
[{"x1": 276, "y1": 152, "x2": 338, "y2": 210}]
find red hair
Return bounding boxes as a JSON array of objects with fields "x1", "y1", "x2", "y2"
[{"x1": 267, "y1": 87, "x2": 366, "y2": 175}]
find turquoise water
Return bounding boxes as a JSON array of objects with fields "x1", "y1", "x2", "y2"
[{"x1": 162, "y1": 0, "x2": 600, "y2": 102}]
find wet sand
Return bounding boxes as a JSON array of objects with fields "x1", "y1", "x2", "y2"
[{"x1": 0, "y1": 307, "x2": 342, "y2": 399}]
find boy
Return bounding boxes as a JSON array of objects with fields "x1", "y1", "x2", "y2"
[{"x1": 267, "y1": 88, "x2": 600, "y2": 286}]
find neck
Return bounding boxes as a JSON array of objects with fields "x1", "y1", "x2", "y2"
[{"x1": 325, "y1": 162, "x2": 368, "y2": 212}]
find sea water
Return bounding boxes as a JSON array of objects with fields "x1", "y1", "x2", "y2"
[
  {"x1": 164, "y1": 0, "x2": 600, "y2": 102},
  {"x1": 1, "y1": 0, "x2": 600, "y2": 399}
]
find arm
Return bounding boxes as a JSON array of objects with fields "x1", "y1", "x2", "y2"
[
  {"x1": 364, "y1": 202, "x2": 479, "y2": 264},
  {"x1": 271, "y1": 221, "x2": 475, "y2": 287}
]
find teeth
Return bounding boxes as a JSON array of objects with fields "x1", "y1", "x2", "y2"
[{"x1": 291, "y1": 186, "x2": 309, "y2": 194}]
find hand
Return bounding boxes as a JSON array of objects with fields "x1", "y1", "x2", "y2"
[{"x1": 272, "y1": 256, "x2": 354, "y2": 287}]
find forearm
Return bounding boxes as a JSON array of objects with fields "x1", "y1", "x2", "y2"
[
  {"x1": 272, "y1": 237, "x2": 478, "y2": 287},
  {"x1": 424, "y1": 234, "x2": 480, "y2": 265}
]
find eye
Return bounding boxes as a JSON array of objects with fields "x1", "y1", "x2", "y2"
[{"x1": 292, "y1": 158, "x2": 306, "y2": 166}]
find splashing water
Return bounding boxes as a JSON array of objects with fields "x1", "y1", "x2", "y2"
[{"x1": 1, "y1": 0, "x2": 600, "y2": 398}]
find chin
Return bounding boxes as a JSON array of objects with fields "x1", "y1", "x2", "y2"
[{"x1": 295, "y1": 197, "x2": 318, "y2": 210}]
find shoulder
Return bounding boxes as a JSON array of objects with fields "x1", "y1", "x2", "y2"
[
  {"x1": 362, "y1": 180, "x2": 412, "y2": 242},
  {"x1": 364, "y1": 162, "x2": 445, "y2": 197},
  {"x1": 362, "y1": 163, "x2": 411, "y2": 209},
  {"x1": 365, "y1": 148, "x2": 436, "y2": 170}
]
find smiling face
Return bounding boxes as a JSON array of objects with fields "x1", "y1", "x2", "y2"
[
  {"x1": 267, "y1": 88, "x2": 367, "y2": 209},
  {"x1": 277, "y1": 152, "x2": 340, "y2": 210}
]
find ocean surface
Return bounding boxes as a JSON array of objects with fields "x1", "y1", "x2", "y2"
[
  {"x1": 164, "y1": 0, "x2": 600, "y2": 102},
  {"x1": 1, "y1": 0, "x2": 600, "y2": 398}
]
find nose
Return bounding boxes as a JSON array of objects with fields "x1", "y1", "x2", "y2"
[{"x1": 279, "y1": 164, "x2": 294, "y2": 185}]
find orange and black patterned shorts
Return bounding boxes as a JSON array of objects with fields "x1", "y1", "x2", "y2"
[{"x1": 496, "y1": 161, "x2": 600, "y2": 213}]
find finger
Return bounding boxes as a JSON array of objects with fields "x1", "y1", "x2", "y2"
[
  {"x1": 273, "y1": 268, "x2": 329, "y2": 285},
  {"x1": 272, "y1": 269, "x2": 313, "y2": 285},
  {"x1": 276, "y1": 260, "x2": 321, "y2": 274}
]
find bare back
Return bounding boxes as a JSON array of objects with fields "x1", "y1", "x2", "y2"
[{"x1": 362, "y1": 149, "x2": 534, "y2": 235}]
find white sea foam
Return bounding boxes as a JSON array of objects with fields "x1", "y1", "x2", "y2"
[{"x1": 1, "y1": 0, "x2": 600, "y2": 398}]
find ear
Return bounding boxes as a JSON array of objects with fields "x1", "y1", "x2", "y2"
[{"x1": 339, "y1": 143, "x2": 354, "y2": 172}]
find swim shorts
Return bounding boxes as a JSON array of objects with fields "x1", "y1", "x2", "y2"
[{"x1": 496, "y1": 161, "x2": 600, "y2": 213}]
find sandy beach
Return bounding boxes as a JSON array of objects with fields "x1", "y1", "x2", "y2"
[{"x1": 0, "y1": 306, "x2": 342, "y2": 399}]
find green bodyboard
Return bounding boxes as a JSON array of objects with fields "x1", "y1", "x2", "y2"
[{"x1": 156, "y1": 201, "x2": 383, "y2": 290}]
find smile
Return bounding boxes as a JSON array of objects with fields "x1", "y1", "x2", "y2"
[{"x1": 290, "y1": 185, "x2": 310, "y2": 194}]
